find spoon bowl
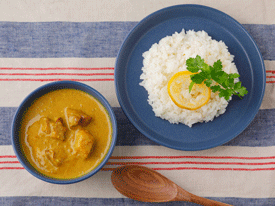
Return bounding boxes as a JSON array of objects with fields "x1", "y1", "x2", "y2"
[{"x1": 111, "y1": 165, "x2": 232, "y2": 206}]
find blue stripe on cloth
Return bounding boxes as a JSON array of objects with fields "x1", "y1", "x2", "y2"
[
  {"x1": 1, "y1": 107, "x2": 275, "y2": 147},
  {"x1": 0, "y1": 22, "x2": 273, "y2": 60},
  {"x1": 0, "y1": 22, "x2": 137, "y2": 58},
  {"x1": 242, "y1": 24, "x2": 275, "y2": 61},
  {"x1": 0, "y1": 196, "x2": 274, "y2": 206}
]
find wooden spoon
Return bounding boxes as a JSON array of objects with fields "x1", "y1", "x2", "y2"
[{"x1": 111, "y1": 165, "x2": 232, "y2": 206}]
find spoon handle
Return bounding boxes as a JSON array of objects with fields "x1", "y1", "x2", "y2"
[{"x1": 176, "y1": 186, "x2": 232, "y2": 206}]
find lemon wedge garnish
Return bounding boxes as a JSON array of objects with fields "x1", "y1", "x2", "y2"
[{"x1": 167, "y1": 71, "x2": 211, "y2": 110}]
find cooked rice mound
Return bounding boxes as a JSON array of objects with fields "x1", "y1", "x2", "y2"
[{"x1": 139, "y1": 29, "x2": 239, "y2": 127}]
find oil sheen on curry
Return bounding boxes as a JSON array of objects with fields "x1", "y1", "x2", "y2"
[{"x1": 20, "y1": 89, "x2": 112, "y2": 179}]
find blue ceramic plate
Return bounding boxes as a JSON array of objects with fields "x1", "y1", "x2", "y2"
[{"x1": 115, "y1": 5, "x2": 265, "y2": 151}]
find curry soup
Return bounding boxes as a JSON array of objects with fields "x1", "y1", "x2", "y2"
[{"x1": 20, "y1": 88, "x2": 112, "y2": 179}]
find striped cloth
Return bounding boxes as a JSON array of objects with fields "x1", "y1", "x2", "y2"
[{"x1": 0, "y1": 1, "x2": 274, "y2": 205}]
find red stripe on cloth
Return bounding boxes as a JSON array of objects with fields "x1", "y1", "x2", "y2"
[
  {"x1": 101, "y1": 167, "x2": 275, "y2": 172},
  {"x1": 0, "y1": 161, "x2": 20, "y2": 164},
  {"x1": 1, "y1": 167, "x2": 274, "y2": 171},
  {"x1": 0, "y1": 73, "x2": 114, "y2": 76},
  {"x1": 266, "y1": 81, "x2": 275, "y2": 83},
  {"x1": 266, "y1": 71, "x2": 275, "y2": 73},
  {"x1": 0, "y1": 78, "x2": 114, "y2": 81},
  {"x1": 0, "y1": 167, "x2": 24, "y2": 170},
  {"x1": 153, "y1": 167, "x2": 275, "y2": 171},
  {"x1": 110, "y1": 155, "x2": 275, "y2": 160},
  {"x1": 267, "y1": 76, "x2": 275, "y2": 78},
  {"x1": 0, "y1": 67, "x2": 114, "y2": 70},
  {"x1": 106, "y1": 161, "x2": 275, "y2": 166},
  {"x1": 0, "y1": 155, "x2": 17, "y2": 158},
  {"x1": 2, "y1": 155, "x2": 275, "y2": 160}
]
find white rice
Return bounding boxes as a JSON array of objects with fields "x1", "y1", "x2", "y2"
[{"x1": 139, "y1": 29, "x2": 239, "y2": 127}]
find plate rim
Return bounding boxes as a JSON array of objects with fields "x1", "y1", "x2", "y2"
[{"x1": 115, "y1": 4, "x2": 266, "y2": 151}]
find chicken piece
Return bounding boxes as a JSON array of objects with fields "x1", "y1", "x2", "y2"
[
  {"x1": 73, "y1": 129, "x2": 95, "y2": 159},
  {"x1": 65, "y1": 108, "x2": 92, "y2": 129},
  {"x1": 39, "y1": 117, "x2": 67, "y2": 140},
  {"x1": 39, "y1": 117, "x2": 52, "y2": 134},
  {"x1": 45, "y1": 149, "x2": 65, "y2": 167},
  {"x1": 51, "y1": 118, "x2": 67, "y2": 140}
]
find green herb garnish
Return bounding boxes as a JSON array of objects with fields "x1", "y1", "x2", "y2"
[{"x1": 186, "y1": 55, "x2": 248, "y2": 100}]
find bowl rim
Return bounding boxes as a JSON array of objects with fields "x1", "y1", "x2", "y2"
[{"x1": 11, "y1": 81, "x2": 117, "y2": 184}]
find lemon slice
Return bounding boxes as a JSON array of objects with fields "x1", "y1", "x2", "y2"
[{"x1": 167, "y1": 71, "x2": 211, "y2": 110}]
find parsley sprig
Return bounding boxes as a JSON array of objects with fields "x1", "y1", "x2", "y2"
[{"x1": 186, "y1": 55, "x2": 248, "y2": 100}]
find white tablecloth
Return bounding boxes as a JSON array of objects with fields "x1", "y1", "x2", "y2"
[{"x1": 0, "y1": 1, "x2": 274, "y2": 205}]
